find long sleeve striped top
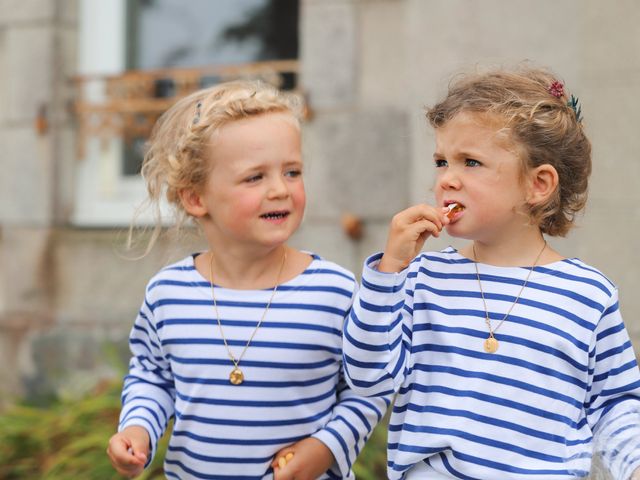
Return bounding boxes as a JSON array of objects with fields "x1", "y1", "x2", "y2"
[
  {"x1": 119, "y1": 253, "x2": 390, "y2": 480},
  {"x1": 343, "y1": 248, "x2": 640, "y2": 479}
]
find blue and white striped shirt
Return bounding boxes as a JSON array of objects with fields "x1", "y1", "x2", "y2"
[
  {"x1": 343, "y1": 248, "x2": 640, "y2": 479},
  {"x1": 119, "y1": 253, "x2": 390, "y2": 479}
]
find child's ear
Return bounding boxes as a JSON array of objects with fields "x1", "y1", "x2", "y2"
[
  {"x1": 179, "y1": 188, "x2": 208, "y2": 218},
  {"x1": 526, "y1": 164, "x2": 559, "y2": 206}
]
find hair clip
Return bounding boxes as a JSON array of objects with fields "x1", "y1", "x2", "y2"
[
  {"x1": 567, "y1": 94, "x2": 583, "y2": 123},
  {"x1": 192, "y1": 101, "x2": 203, "y2": 125},
  {"x1": 548, "y1": 81, "x2": 564, "y2": 98}
]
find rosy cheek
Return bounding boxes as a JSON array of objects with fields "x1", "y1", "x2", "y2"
[{"x1": 292, "y1": 183, "x2": 306, "y2": 207}]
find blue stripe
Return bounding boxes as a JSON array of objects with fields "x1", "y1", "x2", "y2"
[
  {"x1": 419, "y1": 267, "x2": 606, "y2": 312},
  {"x1": 414, "y1": 302, "x2": 590, "y2": 351},
  {"x1": 150, "y1": 298, "x2": 347, "y2": 317},
  {"x1": 165, "y1": 458, "x2": 266, "y2": 479},
  {"x1": 176, "y1": 406, "x2": 332, "y2": 427},
  {"x1": 173, "y1": 371, "x2": 336, "y2": 388},
  {"x1": 167, "y1": 444, "x2": 272, "y2": 464},
  {"x1": 302, "y1": 267, "x2": 355, "y2": 282},
  {"x1": 394, "y1": 383, "x2": 579, "y2": 427},
  {"x1": 347, "y1": 308, "x2": 389, "y2": 333},
  {"x1": 410, "y1": 363, "x2": 583, "y2": 408},
  {"x1": 342, "y1": 352, "x2": 389, "y2": 370},
  {"x1": 175, "y1": 386, "x2": 337, "y2": 407},
  {"x1": 400, "y1": 403, "x2": 573, "y2": 443},
  {"x1": 167, "y1": 353, "x2": 335, "y2": 370},
  {"x1": 414, "y1": 322, "x2": 588, "y2": 372},
  {"x1": 414, "y1": 281, "x2": 596, "y2": 331},
  {"x1": 162, "y1": 337, "x2": 341, "y2": 355},
  {"x1": 324, "y1": 426, "x2": 352, "y2": 470},
  {"x1": 149, "y1": 279, "x2": 353, "y2": 298},
  {"x1": 157, "y1": 317, "x2": 341, "y2": 336},
  {"x1": 593, "y1": 359, "x2": 639, "y2": 383},
  {"x1": 411, "y1": 343, "x2": 588, "y2": 389},
  {"x1": 391, "y1": 423, "x2": 567, "y2": 462},
  {"x1": 358, "y1": 297, "x2": 405, "y2": 313},
  {"x1": 121, "y1": 394, "x2": 170, "y2": 423},
  {"x1": 172, "y1": 428, "x2": 306, "y2": 445},
  {"x1": 596, "y1": 319, "x2": 625, "y2": 341},
  {"x1": 343, "y1": 326, "x2": 390, "y2": 352},
  {"x1": 361, "y1": 276, "x2": 405, "y2": 293}
]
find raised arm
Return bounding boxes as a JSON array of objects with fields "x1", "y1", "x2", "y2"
[{"x1": 343, "y1": 252, "x2": 416, "y2": 397}]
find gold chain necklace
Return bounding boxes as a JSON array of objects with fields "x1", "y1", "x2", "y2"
[
  {"x1": 209, "y1": 250, "x2": 287, "y2": 385},
  {"x1": 473, "y1": 241, "x2": 546, "y2": 353}
]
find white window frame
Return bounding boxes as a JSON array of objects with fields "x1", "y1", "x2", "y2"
[{"x1": 74, "y1": 0, "x2": 164, "y2": 226}]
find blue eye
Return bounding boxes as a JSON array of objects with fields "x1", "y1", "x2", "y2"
[
  {"x1": 466, "y1": 159, "x2": 481, "y2": 167},
  {"x1": 434, "y1": 159, "x2": 448, "y2": 168},
  {"x1": 285, "y1": 169, "x2": 302, "y2": 178},
  {"x1": 245, "y1": 174, "x2": 263, "y2": 183}
]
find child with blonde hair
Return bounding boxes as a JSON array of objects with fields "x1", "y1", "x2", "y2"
[
  {"x1": 107, "y1": 80, "x2": 389, "y2": 479},
  {"x1": 343, "y1": 66, "x2": 640, "y2": 479}
]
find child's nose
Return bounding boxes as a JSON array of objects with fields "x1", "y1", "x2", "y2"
[
  {"x1": 267, "y1": 176, "x2": 289, "y2": 198},
  {"x1": 438, "y1": 168, "x2": 461, "y2": 190}
]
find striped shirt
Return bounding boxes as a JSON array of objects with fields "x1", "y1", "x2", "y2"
[
  {"x1": 343, "y1": 248, "x2": 640, "y2": 479},
  {"x1": 119, "y1": 253, "x2": 390, "y2": 480}
]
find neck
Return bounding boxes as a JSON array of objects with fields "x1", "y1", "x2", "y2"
[
  {"x1": 467, "y1": 228, "x2": 547, "y2": 266},
  {"x1": 208, "y1": 245, "x2": 288, "y2": 289}
]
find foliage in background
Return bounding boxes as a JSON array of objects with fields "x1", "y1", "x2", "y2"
[
  {"x1": 0, "y1": 379, "x2": 387, "y2": 479},
  {"x1": 0, "y1": 380, "x2": 165, "y2": 480}
]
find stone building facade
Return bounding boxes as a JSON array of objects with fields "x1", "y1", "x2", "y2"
[{"x1": 1, "y1": 0, "x2": 640, "y2": 408}]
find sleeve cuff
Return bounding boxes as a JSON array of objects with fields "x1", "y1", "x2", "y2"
[
  {"x1": 119, "y1": 420, "x2": 157, "y2": 468},
  {"x1": 362, "y1": 253, "x2": 409, "y2": 291},
  {"x1": 312, "y1": 427, "x2": 351, "y2": 477}
]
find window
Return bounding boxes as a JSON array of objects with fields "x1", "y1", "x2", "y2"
[{"x1": 74, "y1": 0, "x2": 299, "y2": 226}]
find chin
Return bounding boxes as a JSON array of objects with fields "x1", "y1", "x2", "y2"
[{"x1": 445, "y1": 225, "x2": 474, "y2": 241}]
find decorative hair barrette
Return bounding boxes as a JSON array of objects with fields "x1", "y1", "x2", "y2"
[
  {"x1": 567, "y1": 94, "x2": 583, "y2": 123},
  {"x1": 548, "y1": 81, "x2": 564, "y2": 98},
  {"x1": 192, "y1": 100, "x2": 203, "y2": 125},
  {"x1": 548, "y1": 80, "x2": 583, "y2": 123}
]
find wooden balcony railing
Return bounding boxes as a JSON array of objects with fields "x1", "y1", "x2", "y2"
[{"x1": 72, "y1": 60, "x2": 302, "y2": 157}]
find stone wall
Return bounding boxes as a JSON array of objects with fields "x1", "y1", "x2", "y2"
[{"x1": 1, "y1": 0, "x2": 639, "y2": 417}]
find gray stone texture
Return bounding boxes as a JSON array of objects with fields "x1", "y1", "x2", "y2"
[
  {"x1": 303, "y1": 109, "x2": 410, "y2": 220},
  {"x1": 1, "y1": 1, "x2": 640, "y2": 423},
  {"x1": 300, "y1": 0, "x2": 357, "y2": 108},
  {"x1": 0, "y1": 0, "x2": 55, "y2": 24},
  {"x1": 1, "y1": 126, "x2": 54, "y2": 224},
  {"x1": 5, "y1": 26, "x2": 54, "y2": 123}
]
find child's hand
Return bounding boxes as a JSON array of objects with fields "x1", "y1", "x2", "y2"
[
  {"x1": 271, "y1": 437, "x2": 334, "y2": 480},
  {"x1": 631, "y1": 467, "x2": 640, "y2": 480},
  {"x1": 378, "y1": 204, "x2": 449, "y2": 273},
  {"x1": 107, "y1": 425, "x2": 150, "y2": 478}
]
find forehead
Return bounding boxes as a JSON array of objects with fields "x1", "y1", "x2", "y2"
[
  {"x1": 206, "y1": 112, "x2": 302, "y2": 167},
  {"x1": 213, "y1": 112, "x2": 299, "y2": 141},
  {"x1": 435, "y1": 111, "x2": 517, "y2": 153}
]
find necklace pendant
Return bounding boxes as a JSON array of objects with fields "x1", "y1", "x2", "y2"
[
  {"x1": 229, "y1": 367, "x2": 244, "y2": 385},
  {"x1": 483, "y1": 336, "x2": 499, "y2": 353}
]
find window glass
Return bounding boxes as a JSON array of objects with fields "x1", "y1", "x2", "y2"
[
  {"x1": 122, "y1": 0, "x2": 299, "y2": 176},
  {"x1": 127, "y1": 0, "x2": 298, "y2": 69}
]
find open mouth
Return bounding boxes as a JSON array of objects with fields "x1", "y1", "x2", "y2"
[
  {"x1": 260, "y1": 211, "x2": 290, "y2": 220},
  {"x1": 444, "y1": 202, "x2": 465, "y2": 219}
]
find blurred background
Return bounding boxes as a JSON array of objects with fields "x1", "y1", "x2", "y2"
[{"x1": 1, "y1": 0, "x2": 639, "y2": 478}]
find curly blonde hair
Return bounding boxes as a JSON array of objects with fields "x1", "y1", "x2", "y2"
[
  {"x1": 131, "y1": 80, "x2": 303, "y2": 254},
  {"x1": 426, "y1": 66, "x2": 592, "y2": 237}
]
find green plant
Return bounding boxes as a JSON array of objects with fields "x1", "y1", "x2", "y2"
[{"x1": 0, "y1": 379, "x2": 388, "y2": 479}]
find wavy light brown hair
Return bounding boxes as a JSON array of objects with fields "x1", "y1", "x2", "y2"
[
  {"x1": 426, "y1": 66, "x2": 592, "y2": 237},
  {"x1": 130, "y1": 80, "x2": 303, "y2": 254}
]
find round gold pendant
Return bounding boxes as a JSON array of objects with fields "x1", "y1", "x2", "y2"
[
  {"x1": 483, "y1": 336, "x2": 499, "y2": 353},
  {"x1": 229, "y1": 367, "x2": 244, "y2": 385}
]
